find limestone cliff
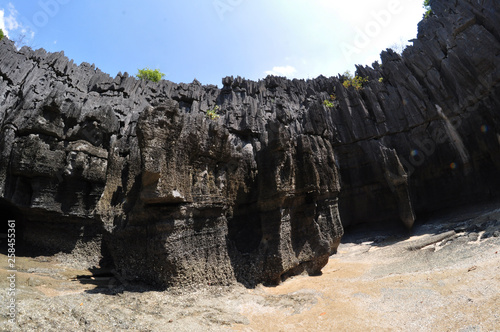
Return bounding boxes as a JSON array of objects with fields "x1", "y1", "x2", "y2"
[{"x1": 1, "y1": 0, "x2": 499, "y2": 287}]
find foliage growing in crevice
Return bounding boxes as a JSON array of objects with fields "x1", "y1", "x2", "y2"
[
  {"x1": 206, "y1": 106, "x2": 220, "y2": 120},
  {"x1": 323, "y1": 94, "x2": 336, "y2": 108},
  {"x1": 323, "y1": 100, "x2": 334, "y2": 108}
]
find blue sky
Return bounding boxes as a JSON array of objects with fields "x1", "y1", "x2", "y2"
[{"x1": 0, "y1": 1, "x2": 425, "y2": 86}]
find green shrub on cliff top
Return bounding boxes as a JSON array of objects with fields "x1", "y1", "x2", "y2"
[
  {"x1": 137, "y1": 68, "x2": 165, "y2": 82},
  {"x1": 423, "y1": 0, "x2": 432, "y2": 18},
  {"x1": 0, "y1": 29, "x2": 5, "y2": 41},
  {"x1": 342, "y1": 71, "x2": 368, "y2": 90}
]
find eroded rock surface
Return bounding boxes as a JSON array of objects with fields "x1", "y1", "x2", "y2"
[{"x1": 1, "y1": 0, "x2": 500, "y2": 287}]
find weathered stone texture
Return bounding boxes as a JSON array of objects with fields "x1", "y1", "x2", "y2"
[{"x1": 0, "y1": 0, "x2": 499, "y2": 287}]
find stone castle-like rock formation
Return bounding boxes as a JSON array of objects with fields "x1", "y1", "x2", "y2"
[{"x1": 1, "y1": 0, "x2": 499, "y2": 287}]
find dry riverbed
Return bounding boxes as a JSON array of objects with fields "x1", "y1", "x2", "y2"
[{"x1": 1, "y1": 203, "x2": 500, "y2": 331}]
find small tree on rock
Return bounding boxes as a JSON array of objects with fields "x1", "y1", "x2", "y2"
[{"x1": 137, "y1": 68, "x2": 165, "y2": 82}]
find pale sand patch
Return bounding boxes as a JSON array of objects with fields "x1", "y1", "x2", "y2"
[{"x1": 234, "y1": 239, "x2": 500, "y2": 331}]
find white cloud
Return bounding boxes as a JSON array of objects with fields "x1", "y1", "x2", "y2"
[
  {"x1": 0, "y1": 3, "x2": 34, "y2": 41},
  {"x1": 265, "y1": 65, "x2": 297, "y2": 77},
  {"x1": 4, "y1": 3, "x2": 20, "y2": 32},
  {"x1": 267, "y1": 0, "x2": 424, "y2": 79},
  {"x1": 0, "y1": 9, "x2": 7, "y2": 37}
]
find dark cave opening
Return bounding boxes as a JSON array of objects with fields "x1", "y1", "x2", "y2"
[{"x1": 227, "y1": 205, "x2": 263, "y2": 254}]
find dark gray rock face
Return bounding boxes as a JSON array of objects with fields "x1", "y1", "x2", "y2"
[{"x1": 1, "y1": 0, "x2": 500, "y2": 287}]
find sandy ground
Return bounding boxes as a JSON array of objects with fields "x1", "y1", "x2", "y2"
[{"x1": 1, "y1": 203, "x2": 500, "y2": 331}]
